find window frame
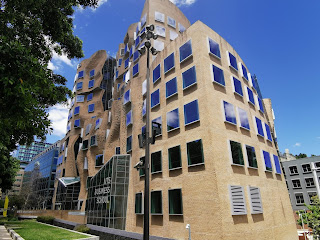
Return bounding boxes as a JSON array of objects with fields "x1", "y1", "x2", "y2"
[
  {"x1": 207, "y1": 37, "x2": 221, "y2": 59},
  {"x1": 179, "y1": 39, "x2": 193, "y2": 63},
  {"x1": 168, "y1": 188, "x2": 183, "y2": 216},
  {"x1": 88, "y1": 103, "x2": 95, "y2": 113},
  {"x1": 227, "y1": 51, "x2": 238, "y2": 71},
  {"x1": 246, "y1": 87, "x2": 255, "y2": 106},
  {"x1": 211, "y1": 64, "x2": 225, "y2": 87},
  {"x1": 295, "y1": 192, "x2": 305, "y2": 205},
  {"x1": 182, "y1": 65, "x2": 197, "y2": 90},
  {"x1": 238, "y1": 107, "x2": 250, "y2": 130},
  {"x1": 153, "y1": 64, "x2": 161, "y2": 84},
  {"x1": 166, "y1": 77, "x2": 178, "y2": 99},
  {"x1": 167, "y1": 108, "x2": 180, "y2": 132},
  {"x1": 151, "y1": 150, "x2": 162, "y2": 174},
  {"x1": 228, "y1": 140, "x2": 245, "y2": 167},
  {"x1": 151, "y1": 89, "x2": 160, "y2": 109},
  {"x1": 289, "y1": 165, "x2": 299, "y2": 175},
  {"x1": 126, "y1": 135, "x2": 132, "y2": 153},
  {"x1": 302, "y1": 164, "x2": 311, "y2": 173},
  {"x1": 135, "y1": 192, "x2": 144, "y2": 214},
  {"x1": 167, "y1": 16, "x2": 176, "y2": 28},
  {"x1": 126, "y1": 110, "x2": 133, "y2": 127},
  {"x1": 133, "y1": 62, "x2": 139, "y2": 77},
  {"x1": 150, "y1": 190, "x2": 163, "y2": 215},
  {"x1": 232, "y1": 76, "x2": 243, "y2": 97},
  {"x1": 88, "y1": 79, "x2": 95, "y2": 89},
  {"x1": 164, "y1": 52, "x2": 175, "y2": 74},
  {"x1": 74, "y1": 106, "x2": 80, "y2": 116},
  {"x1": 292, "y1": 178, "x2": 302, "y2": 189},
  {"x1": 186, "y1": 139, "x2": 204, "y2": 167},
  {"x1": 95, "y1": 153, "x2": 104, "y2": 167},
  {"x1": 87, "y1": 93, "x2": 93, "y2": 102},
  {"x1": 168, "y1": 145, "x2": 182, "y2": 170},
  {"x1": 245, "y1": 145, "x2": 258, "y2": 169},
  {"x1": 184, "y1": 99, "x2": 200, "y2": 126},
  {"x1": 305, "y1": 177, "x2": 315, "y2": 188},
  {"x1": 262, "y1": 150, "x2": 272, "y2": 172},
  {"x1": 76, "y1": 82, "x2": 83, "y2": 91},
  {"x1": 240, "y1": 63, "x2": 249, "y2": 81}
]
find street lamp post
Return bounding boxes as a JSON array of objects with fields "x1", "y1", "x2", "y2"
[{"x1": 311, "y1": 162, "x2": 320, "y2": 200}]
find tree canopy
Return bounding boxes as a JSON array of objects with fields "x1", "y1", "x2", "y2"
[
  {"x1": 0, "y1": 0, "x2": 98, "y2": 191},
  {"x1": 297, "y1": 196, "x2": 320, "y2": 237}
]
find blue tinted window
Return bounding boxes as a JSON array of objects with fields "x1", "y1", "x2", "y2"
[
  {"x1": 166, "y1": 77, "x2": 177, "y2": 98},
  {"x1": 251, "y1": 75, "x2": 258, "y2": 91},
  {"x1": 88, "y1": 104, "x2": 95, "y2": 113},
  {"x1": 123, "y1": 89, "x2": 131, "y2": 105},
  {"x1": 265, "y1": 123, "x2": 272, "y2": 142},
  {"x1": 125, "y1": 58, "x2": 129, "y2": 69},
  {"x1": 117, "y1": 84, "x2": 121, "y2": 91},
  {"x1": 116, "y1": 70, "x2": 119, "y2": 79},
  {"x1": 273, "y1": 155, "x2": 281, "y2": 174},
  {"x1": 142, "y1": 99, "x2": 146, "y2": 117},
  {"x1": 258, "y1": 97, "x2": 264, "y2": 113},
  {"x1": 74, "y1": 106, "x2": 80, "y2": 115},
  {"x1": 228, "y1": 52, "x2": 238, "y2": 71},
  {"x1": 124, "y1": 44, "x2": 128, "y2": 54},
  {"x1": 90, "y1": 69, "x2": 95, "y2": 78},
  {"x1": 263, "y1": 150, "x2": 272, "y2": 171},
  {"x1": 164, "y1": 53, "x2": 175, "y2": 73},
  {"x1": 179, "y1": 40, "x2": 192, "y2": 63},
  {"x1": 133, "y1": 63, "x2": 139, "y2": 77},
  {"x1": 118, "y1": 58, "x2": 122, "y2": 67},
  {"x1": 87, "y1": 93, "x2": 93, "y2": 101},
  {"x1": 123, "y1": 72, "x2": 126, "y2": 82},
  {"x1": 74, "y1": 119, "x2": 80, "y2": 128},
  {"x1": 135, "y1": 36, "x2": 140, "y2": 48},
  {"x1": 76, "y1": 95, "x2": 85, "y2": 102},
  {"x1": 126, "y1": 136, "x2": 132, "y2": 152},
  {"x1": 76, "y1": 82, "x2": 83, "y2": 90},
  {"x1": 241, "y1": 64, "x2": 248, "y2": 81},
  {"x1": 88, "y1": 79, "x2": 94, "y2": 88},
  {"x1": 133, "y1": 50, "x2": 140, "y2": 62},
  {"x1": 152, "y1": 116, "x2": 162, "y2": 136},
  {"x1": 141, "y1": 13, "x2": 147, "y2": 26},
  {"x1": 182, "y1": 66, "x2": 197, "y2": 89},
  {"x1": 151, "y1": 89, "x2": 160, "y2": 108},
  {"x1": 184, "y1": 100, "x2": 199, "y2": 125},
  {"x1": 126, "y1": 110, "x2": 132, "y2": 126},
  {"x1": 208, "y1": 38, "x2": 221, "y2": 58},
  {"x1": 141, "y1": 27, "x2": 146, "y2": 35},
  {"x1": 78, "y1": 71, "x2": 84, "y2": 78},
  {"x1": 212, "y1": 65, "x2": 225, "y2": 86},
  {"x1": 238, "y1": 108, "x2": 250, "y2": 130},
  {"x1": 247, "y1": 87, "x2": 255, "y2": 105},
  {"x1": 167, "y1": 108, "x2": 179, "y2": 131},
  {"x1": 233, "y1": 77, "x2": 243, "y2": 96},
  {"x1": 153, "y1": 64, "x2": 161, "y2": 83},
  {"x1": 115, "y1": 147, "x2": 120, "y2": 155},
  {"x1": 255, "y1": 117, "x2": 264, "y2": 137},
  {"x1": 223, "y1": 101, "x2": 236, "y2": 124},
  {"x1": 130, "y1": 47, "x2": 133, "y2": 58}
]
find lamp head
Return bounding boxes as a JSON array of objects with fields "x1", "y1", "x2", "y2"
[
  {"x1": 138, "y1": 45, "x2": 146, "y2": 55},
  {"x1": 146, "y1": 24, "x2": 155, "y2": 31},
  {"x1": 145, "y1": 41, "x2": 151, "y2": 49}
]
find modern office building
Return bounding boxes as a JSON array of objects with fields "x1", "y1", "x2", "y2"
[
  {"x1": 282, "y1": 156, "x2": 320, "y2": 211},
  {"x1": 52, "y1": 0, "x2": 298, "y2": 239},
  {"x1": 15, "y1": 141, "x2": 52, "y2": 163},
  {"x1": 22, "y1": 141, "x2": 60, "y2": 209}
]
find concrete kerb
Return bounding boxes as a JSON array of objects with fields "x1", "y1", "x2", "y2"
[
  {"x1": 36, "y1": 222, "x2": 99, "y2": 240},
  {"x1": 6, "y1": 226, "x2": 24, "y2": 240}
]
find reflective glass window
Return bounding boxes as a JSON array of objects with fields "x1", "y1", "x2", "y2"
[
  {"x1": 126, "y1": 110, "x2": 132, "y2": 126},
  {"x1": 118, "y1": 58, "x2": 122, "y2": 67},
  {"x1": 135, "y1": 193, "x2": 143, "y2": 214},
  {"x1": 179, "y1": 40, "x2": 192, "y2": 63},
  {"x1": 187, "y1": 139, "x2": 204, "y2": 166},
  {"x1": 116, "y1": 70, "x2": 119, "y2": 79},
  {"x1": 164, "y1": 53, "x2": 175, "y2": 73},
  {"x1": 76, "y1": 95, "x2": 85, "y2": 102},
  {"x1": 155, "y1": 11, "x2": 164, "y2": 22},
  {"x1": 115, "y1": 147, "x2": 120, "y2": 155},
  {"x1": 74, "y1": 119, "x2": 80, "y2": 128},
  {"x1": 258, "y1": 97, "x2": 264, "y2": 113},
  {"x1": 246, "y1": 145, "x2": 257, "y2": 168},
  {"x1": 273, "y1": 155, "x2": 281, "y2": 174},
  {"x1": 167, "y1": 108, "x2": 179, "y2": 131},
  {"x1": 208, "y1": 38, "x2": 221, "y2": 58},
  {"x1": 178, "y1": 23, "x2": 185, "y2": 32},
  {"x1": 76, "y1": 82, "x2": 83, "y2": 90},
  {"x1": 152, "y1": 116, "x2": 162, "y2": 136},
  {"x1": 166, "y1": 77, "x2": 178, "y2": 98},
  {"x1": 139, "y1": 156, "x2": 145, "y2": 177},
  {"x1": 212, "y1": 65, "x2": 225, "y2": 86},
  {"x1": 241, "y1": 63, "x2": 248, "y2": 81},
  {"x1": 251, "y1": 75, "x2": 258, "y2": 91},
  {"x1": 169, "y1": 189, "x2": 183, "y2": 215},
  {"x1": 135, "y1": 36, "x2": 140, "y2": 48},
  {"x1": 182, "y1": 66, "x2": 197, "y2": 89},
  {"x1": 78, "y1": 70, "x2": 84, "y2": 78},
  {"x1": 247, "y1": 87, "x2": 255, "y2": 105},
  {"x1": 125, "y1": 58, "x2": 129, "y2": 69},
  {"x1": 133, "y1": 63, "x2": 139, "y2": 77},
  {"x1": 151, "y1": 191, "x2": 162, "y2": 214},
  {"x1": 238, "y1": 108, "x2": 250, "y2": 130},
  {"x1": 168, "y1": 146, "x2": 181, "y2": 170},
  {"x1": 255, "y1": 117, "x2": 264, "y2": 137},
  {"x1": 87, "y1": 93, "x2": 93, "y2": 101},
  {"x1": 142, "y1": 99, "x2": 146, "y2": 117},
  {"x1": 170, "y1": 30, "x2": 178, "y2": 41},
  {"x1": 129, "y1": 47, "x2": 133, "y2": 58},
  {"x1": 167, "y1": 16, "x2": 176, "y2": 28},
  {"x1": 133, "y1": 50, "x2": 140, "y2": 62},
  {"x1": 223, "y1": 101, "x2": 236, "y2": 124},
  {"x1": 151, "y1": 89, "x2": 160, "y2": 108},
  {"x1": 95, "y1": 154, "x2": 103, "y2": 166},
  {"x1": 85, "y1": 124, "x2": 92, "y2": 135},
  {"x1": 228, "y1": 52, "x2": 238, "y2": 71},
  {"x1": 233, "y1": 77, "x2": 243, "y2": 96},
  {"x1": 89, "y1": 69, "x2": 95, "y2": 78},
  {"x1": 153, "y1": 64, "x2": 161, "y2": 83},
  {"x1": 151, "y1": 151, "x2": 162, "y2": 173},
  {"x1": 123, "y1": 89, "x2": 131, "y2": 105},
  {"x1": 74, "y1": 106, "x2": 80, "y2": 115},
  {"x1": 155, "y1": 26, "x2": 166, "y2": 37},
  {"x1": 230, "y1": 140, "x2": 244, "y2": 165},
  {"x1": 95, "y1": 118, "x2": 102, "y2": 130},
  {"x1": 184, "y1": 100, "x2": 199, "y2": 125},
  {"x1": 88, "y1": 79, "x2": 94, "y2": 88},
  {"x1": 265, "y1": 123, "x2": 272, "y2": 142},
  {"x1": 88, "y1": 104, "x2": 95, "y2": 113},
  {"x1": 126, "y1": 135, "x2": 132, "y2": 152},
  {"x1": 141, "y1": 13, "x2": 147, "y2": 26},
  {"x1": 263, "y1": 150, "x2": 272, "y2": 171}
]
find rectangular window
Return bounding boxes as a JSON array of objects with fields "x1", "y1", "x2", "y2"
[
  {"x1": 78, "y1": 70, "x2": 84, "y2": 79},
  {"x1": 85, "y1": 124, "x2": 92, "y2": 135},
  {"x1": 229, "y1": 185, "x2": 247, "y2": 215},
  {"x1": 178, "y1": 23, "x2": 185, "y2": 32},
  {"x1": 230, "y1": 140, "x2": 244, "y2": 166},
  {"x1": 164, "y1": 53, "x2": 175, "y2": 74},
  {"x1": 141, "y1": 13, "x2": 147, "y2": 26},
  {"x1": 232, "y1": 77, "x2": 243, "y2": 96},
  {"x1": 87, "y1": 93, "x2": 93, "y2": 101},
  {"x1": 76, "y1": 82, "x2": 83, "y2": 90},
  {"x1": 302, "y1": 164, "x2": 311, "y2": 173},
  {"x1": 88, "y1": 104, "x2": 95, "y2": 113},
  {"x1": 135, "y1": 36, "x2": 140, "y2": 48},
  {"x1": 292, "y1": 179, "x2": 301, "y2": 188},
  {"x1": 151, "y1": 151, "x2": 162, "y2": 174},
  {"x1": 251, "y1": 74, "x2": 258, "y2": 91},
  {"x1": 95, "y1": 118, "x2": 102, "y2": 130},
  {"x1": 76, "y1": 95, "x2": 85, "y2": 102},
  {"x1": 223, "y1": 101, "x2": 237, "y2": 125},
  {"x1": 257, "y1": 97, "x2": 264, "y2": 113},
  {"x1": 74, "y1": 106, "x2": 80, "y2": 115},
  {"x1": 115, "y1": 147, "x2": 120, "y2": 155},
  {"x1": 139, "y1": 156, "x2": 145, "y2": 177},
  {"x1": 118, "y1": 58, "x2": 122, "y2": 67},
  {"x1": 142, "y1": 99, "x2": 146, "y2": 117},
  {"x1": 168, "y1": 145, "x2": 181, "y2": 170},
  {"x1": 305, "y1": 178, "x2": 315, "y2": 188},
  {"x1": 167, "y1": 108, "x2": 179, "y2": 131},
  {"x1": 295, "y1": 193, "x2": 304, "y2": 205},
  {"x1": 265, "y1": 123, "x2": 272, "y2": 142},
  {"x1": 126, "y1": 110, "x2": 132, "y2": 127},
  {"x1": 166, "y1": 77, "x2": 178, "y2": 98},
  {"x1": 152, "y1": 116, "x2": 162, "y2": 136},
  {"x1": 125, "y1": 58, "x2": 129, "y2": 69},
  {"x1": 116, "y1": 70, "x2": 119, "y2": 79},
  {"x1": 89, "y1": 69, "x2": 95, "y2": 78},
  {"x1": 247, "y1": 87, "x2": 255, "y2": 105},
  {"x1": 248, "y1": 186, "x2": 263, "y2": 214},
  {"x1": 133, "y1": 50, "x2": 140, "y2": 62},
  {"x1": 255, "y1": 117, "x2": 264, "y2": 137},
  {"x1": 151, "y1": 89, "x2": 160, "y2": 108},
  {"x1": 82, "y1": 140, "x2": 88, "y2": 150},
  {"x1": 246, "y1": 145, "x2": 257, "y2": 168},
  {"x1": 126, "y1": 135, "x2": 132, "y2": 152},
  {"x1": 240, "y1": 63, "x2": 248, "y2": 81},
  {"x1": 153, "y1": 64, "x2": 161, "y2": 83},
  {"x1": 120, "y1": 48, "x2": 125, "y2": 56},
  {"x1": 187, "y1": 139, "x2": 204, "y2": 166},
  {"x1": 90, "y1": 135, "x2": 97, "y2": 146},
  {"x1": 208, "y1": 38, "x2": 221, "y2": 59},
  {"x1": 123, "y1": 89, "x2": 131, "y2": 105},
  {"x1": 155, "y1": 25, "x2": 166, "y2": 37},
  {"x1": 95, "y1": 154, "x2": 103, "y2": 167},
  {"x1": 228, "y1": 51, "x2": 238, "y2": 71},
  {"x1": 289, "y1": 166, "x2": 299, "y2": 175},
  {"x1": 169, "y1": 189, "x2": 183, "y2": 215},
  {"x1": 167, "y1": 16, "x2": 176, "y2": 28},
  {"x1": 184, "y1": 99, "x2": 199, "y2": 125},
  {"x1": 155, "y1": 11, "x2": 164, "y2": 22},
  {"x1": 88, "y1": 79, "x2": 94, "y2": 88},
  {"x1": 74, "y1": 119, "x2": 80, "y2": 128},
  {"x1": 238, "y1": 108, "x2": 250, "y2": 130},
  {"x1": 179, "y1": 40, "x2": 192, "y2": 63},
  {"x1": 212, "y1": 64, "x2": 225, "y2": 86},
  {"x1": 86, "y1": 176, "x2": 91, "y2": 189},
  {"x1": 262, "y1": 150, "x2": 272, "y2": 171},
  {"x1": 151, "y1": 191, "x2": 162, "y2": 214},
  {"x1": 135, "y1": 193, "x2": 143, "y2": 214},
  {"x1": 133, "y1": 63, "x2": 139, "y2": 77},
  {"x1": 273, "y1": 155, "x2": 281, "y2": 174},
  {"x1": 154, "y1": 40, "x2": 164, "y2": 51},
  {"x1": 182, "y1": 66, "x2": 197, "y2": 90},
  {"x1": 170, "y1": 30, "x2": 178, "y2": 41}
]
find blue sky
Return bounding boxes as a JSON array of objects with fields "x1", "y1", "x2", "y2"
[{"x1": 46, "y1": 0, "x2": 320, "y2": 156}]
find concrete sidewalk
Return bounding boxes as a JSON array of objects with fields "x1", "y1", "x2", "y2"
[{"x1": 0, "y1": 226, "x2": 12, "y2": 240}]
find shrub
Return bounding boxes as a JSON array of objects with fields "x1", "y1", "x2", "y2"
[
  {"x1": 74, "y1": 224, "x2": 90, "y2": 234},
  {"x1": 36, "y1": 216, "x2": 55, "y2": 224}
]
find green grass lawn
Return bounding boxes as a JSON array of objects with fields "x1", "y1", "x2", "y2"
[{"x1": 5, "y1": 220, "x2": 89, "y2": 240}]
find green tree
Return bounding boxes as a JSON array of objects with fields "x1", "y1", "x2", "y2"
[
  {"x1": 9, "y1": 195, "x2": 25, "y2": 209},
  {"x1": 295, "y1": 153, "x2": 307, "y2": 159},
  {"x1": 297, "y1": 196, "x2": 320, "y2": 238},
  {"x1": 0, "y1": 145, "x2": 20, "y2": 192},
  {"x1": 0, "y1": 0, "x2": 98, "y2": 189}
]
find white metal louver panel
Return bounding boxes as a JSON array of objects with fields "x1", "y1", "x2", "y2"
[
  {"x1": 248, "y1": 186, "x2": 263, "y2": 214},
  {"x1": 229, "y1": 185, "x2": 247, "y2": 215}
]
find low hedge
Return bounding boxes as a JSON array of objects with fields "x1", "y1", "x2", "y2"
[
  {"x1": 74, "y1": 224, "x2": 90, "y2": 234},
  {"x1": 36, "y1": 216, "x2": 55, "y2": 224}
]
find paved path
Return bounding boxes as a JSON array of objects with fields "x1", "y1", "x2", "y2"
[{"x1": 0, "y1": 226, "x2": 12, "y2": 240}]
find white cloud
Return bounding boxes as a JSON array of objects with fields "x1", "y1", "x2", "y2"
[
  {"x1": 52, "y1": 51, "x2": 75, "y2": 68},
  {"x1": 48, "y1": 61, "x2": 59, "y2": 71},
  {"x1": 169, "y1": 0, "x2": 196, "y2": 6},
  {"x1": 48, "y1": 104, "x2": 69, "y2": 137},
  {"x1": 294, "y1": 142, "x2": 301, "y2": 147}
]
